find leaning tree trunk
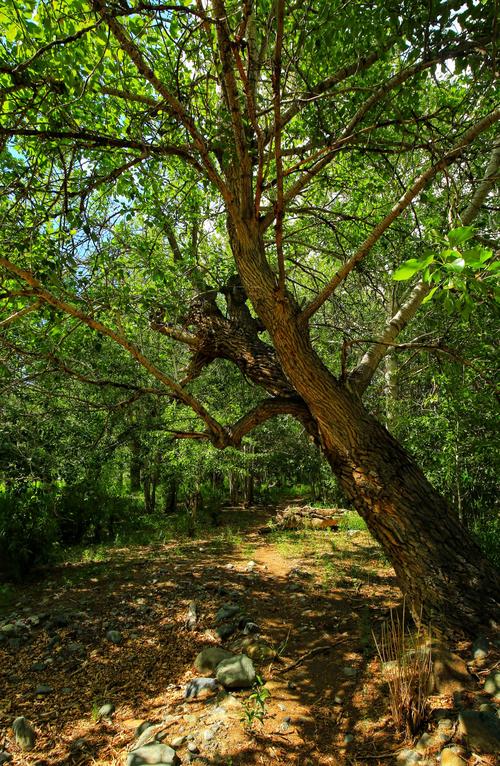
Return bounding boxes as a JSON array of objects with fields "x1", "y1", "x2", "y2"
[{"x1": 231, "y1": 221, "x2": 500, "y2": 637}]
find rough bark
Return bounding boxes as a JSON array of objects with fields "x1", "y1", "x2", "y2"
[{"x1": 227, "y1": 218, "x2": 500, "y2": 637}]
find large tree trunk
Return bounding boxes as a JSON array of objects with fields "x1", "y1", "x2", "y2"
[{"x1": 230, "y1": 220, "x2": 500, "y2": 637}]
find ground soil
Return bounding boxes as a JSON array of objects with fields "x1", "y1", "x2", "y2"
[{"x1": 0, "y1": 504, "x2": 497, "y2": 766}]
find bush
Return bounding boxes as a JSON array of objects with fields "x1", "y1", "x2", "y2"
[
  {"x1": 339, "y1": 511, "x2": 367, "y2": 532},
  {"x1": 0, "y1": 486, "x2": 60, "y2": 580}
]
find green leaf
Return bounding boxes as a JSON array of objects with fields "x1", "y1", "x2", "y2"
[
  {"x1": 392, "y1": 256, "x2": 432, "y2": 281},
  {"x1": 447, "y1": 226, "x2": 475, "y2": 247},
  {"x1": 446, "y1": 257, "x2": 465, "y2": 272}
]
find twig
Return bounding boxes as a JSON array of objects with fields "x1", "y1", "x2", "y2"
[{"x1": 280, "y1": 637, "x2": 347, "y2": 674}]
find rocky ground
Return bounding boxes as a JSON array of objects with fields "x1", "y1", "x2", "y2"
[{"x1": 0, "y1": 505, "x2": 499, "y2": 766}]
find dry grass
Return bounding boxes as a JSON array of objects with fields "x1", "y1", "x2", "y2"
[{"x1": 373, "y1": 602, "x2": 432, "y2": 737}]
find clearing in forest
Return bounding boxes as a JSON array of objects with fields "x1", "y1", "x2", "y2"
[{"x1": 0, "y1": 506, "x2": 497, "y2": 766}]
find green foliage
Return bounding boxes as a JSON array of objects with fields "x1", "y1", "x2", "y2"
[
  {"x1": 393, "y1": 227, "x2": 498, "y2": 319},
  {"x1": 240, "y1": 677, "x2": 271, "y2": 729},
  {"x1": 339, "y1": 512, "x2": 368, "y2": 532},
  {"x1": 472, "y1": 515, "x2": 500, "y2": 570}
]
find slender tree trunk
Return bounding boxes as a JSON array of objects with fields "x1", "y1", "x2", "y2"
[
  {"x1": 230, "y1": 221, "x2": 500, "y2": 636},
  {"x1": 130, "y1": 439, "x2": 141, "y2": 493}
]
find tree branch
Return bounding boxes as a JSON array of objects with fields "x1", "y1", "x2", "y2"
[
  {"x1": 300, "y1": 108, "x2": 500, "y2": 323},
  {"x1": 348, "y1": 136, "x2": 500, "y2": 393},
  {"x1": 0, "y1": 256, "x2": 229, "y2": 446}
]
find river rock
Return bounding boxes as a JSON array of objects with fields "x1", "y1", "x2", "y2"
[
  {"x1": 396, "y1": 748, "x2": 421, "y2": 765},
  {"x1": 484, "y1": 671, "x2": 500, "y2": 698},
  {"x1": 194, "y1": 647, "x2": 234, "y2": 674},
  {"x1": 215, "y1": 604, "x2": 240, "y2": 623},
  {"x1": 126, "y1": 743, "x2": 179, "y2": 765},
  {"x1": 471, "y1": 637, "x2": 489, "y2": 661},
  {"x1": 216, "y1": 654, "x2": 256, "y2": 688},
  {"x1": 0, "y1": 752, "x2": 12, "y2": 764},
  {"x1": 440, "y1": 748, "x2": 466, "y2": 766},
  {"x1": 99, "y1": 703, "x2": 115, "y2": 718},
  {"x1": 12, "y1": 717, "x2": 36, "y2": 751},
  {"x1": 106, "y1": 630, "x2": 123, "y2": 645},
  {"x1": 35, "y1": 684, "x2": 53, "y2": 695},
  {"x1": 185, "y1": 677, "x2": 219, "y2": 699},
  {"x1": 430, "y1": 643, "x2": 471, "y2": 694},
  {"x1": 216, "y1": 622, "x2": 237, "y2": 640},
  {"x1": 458, "y1": 709, "x2": 500, "y2": 753}
]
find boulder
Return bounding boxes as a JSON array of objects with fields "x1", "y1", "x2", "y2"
[
  {"x1": 430, "y1": 643, "x2": 472, "y2": 694},
  {"x1": 216, "y1": 654, "x2": 256, "y2": 689},
  {"x1": 458, "y1": 709, "x2": 500, "y2": 754},
  {"x1": 126, "y1": 743, "x2": 179, "y2": 765},
  {"x1": 194, "y1": 647, "x2": 234, "y2": 674}
]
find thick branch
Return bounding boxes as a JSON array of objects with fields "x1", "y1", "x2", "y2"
[
  {"x1": 0, "y1": 257, "x2": 228, "y2": 445},
  {"x1": 301, "y1": 108, "x2": 500, "y2": 322},
  {"x1": 348, "y1": 281, "x2": 431, "y2": 393}
]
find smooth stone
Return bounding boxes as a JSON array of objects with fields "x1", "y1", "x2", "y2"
[
  {"x1": 67, "y1": 642, "x2": 84, "y2": 653},
  {"x1": 215, "y1": 604, "x2": 240, "y2": 623},
  {"x1": 171, "y1": 736, "x2": 186, "y2": 748},
  {"x1": 472, "y1": 637, "x2": 489, "y2": 660},
  {"x1": 136, "y1": 721, "x2": 155, "y2": 737},
  {"x1": 242, "y1": 622, "x2": 260, "y2": 635},
  {"x1": 194, "y1": 647, "x2": 234, "y2": 674},
  {"x1": 484, "y1": 671, "x2": 500, "y2": 697},
  {"x1": 430, "y1": 642, "x2": 471, "y2": 694},
  {"x1": 0, "y1": 753, "x2": 12, "y2": 765},
  {"x1": 185, "y1": 677, "x2": 219, "y2": 699},
  {"x1": 0, "y1": 624, "x2": 17, "y2": 636},
  {"x1": 187, "y1": 742, "x2": 199, "y2": 753},
  {"x1": 396, "y1": 749, "x2": 421, "y2": 765},
  {"x1": 216, "y1": 622, "x2": 237, "y2": 640},
  {"x1": 99, "y1": 703, "x2": 115, "y2": 717},
  {"x1": 416, "y1": 733, "x2": 434, "y2": 753},
  {"x1": 35, "y1": 685, "x2": 53, "y2": 695},
  {"x1": 31, "y1": 662, "x2": 46, "y2": 672},
  {"x1": 440, "y1": 748, "x2": 466, "y2": 766},
  {"x1": 126, "y1": 743, "x2": 179, "y2": 765},
  {"x1": 106, "y1": 630, "x2": 123, "y2": 645},
  {"x1": 458, "y1": 709, "x2": 500, "y2": 753},
  {"x1": 12, "y1": 717, "x2": 36, "y2": 751},
  {"x1": 342, "y1": 666, "x2": 357, "y2": 677},
  {"x1": 343, "y1": 733, "x2": 354, "y2": 744},
  {"x1": 216, "y1": 654, "x2": 256, "y2": 689}
]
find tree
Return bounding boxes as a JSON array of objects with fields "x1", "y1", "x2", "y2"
[{"x1": 0, "y1": 0, "x2": 498, "y2": 635}]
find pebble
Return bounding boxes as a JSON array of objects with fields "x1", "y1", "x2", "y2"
[
  {"x1": 106, "y1": 630, "x2": 123, "y2": 645},
  {"x1": 98, "y1": 703, "x2": 115, "y2": 718},
  {"x1": 171, "y1": 736, "x2": 186, "y2": 748},
  {"x1": 35, "y1": 685, "x2": 53, "y2": 695},
  {"x1": 472, "y1": 637, "x2": 489, "y2": 661},
  {"x1": 342, "y1": 666, "x2": 357, "y2": 677}
]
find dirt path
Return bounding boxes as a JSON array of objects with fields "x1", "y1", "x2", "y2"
[{"x1": 0, "y1": 506, "x2": 408, "y2": 766}]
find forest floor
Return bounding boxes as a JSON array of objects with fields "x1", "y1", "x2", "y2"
[{"x1": 0, "y1": 503, "x2": 498, "y2": 766}]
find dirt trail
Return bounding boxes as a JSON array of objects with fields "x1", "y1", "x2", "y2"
[{"x1": 0, "y1": 505, "x2": 406, "y2": 766}]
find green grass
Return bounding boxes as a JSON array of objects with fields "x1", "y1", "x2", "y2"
[{"x1": 339, "y1": 511, "x2": 368, "y2": 532}]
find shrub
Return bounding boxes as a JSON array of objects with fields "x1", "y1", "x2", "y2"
[{"x1": 472, "y1": 514, "x2": 500, "y2": 570}]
